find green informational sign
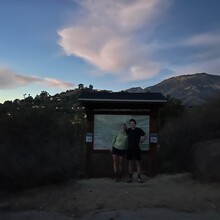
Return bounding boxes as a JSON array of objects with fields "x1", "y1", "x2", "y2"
[{"x1": 94, "y1": 114, "x2": 149, "y2": 150}]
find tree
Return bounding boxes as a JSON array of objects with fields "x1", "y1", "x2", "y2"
[
  {"x1": 159, "y1": 96, "x2": 185, "y2": 127},
  {"x1": 3, "y1": 100, "x2": 13, "y2": 105},
  {"x1": 25, "y1": 95, "x2": 34, "y2": 103},
  {"x1": 39, "y1": 91, "x2": 49, "y2": 101},
  {"x1": 13, "y1": 99, "x2": 20, "y2": 104},
  {"x1": 78, "y1": 84, "x2": 84, "y2": 90}
]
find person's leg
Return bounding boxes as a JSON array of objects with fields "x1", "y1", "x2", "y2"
[
  {"x1": 126, "y1": 150, "x2": 133, "y2": 182},
  {"x1": 136, "y1": 160, "x2": 141, "y2": 176},
  {"x1": 118, "y1": 155, "x2": 124, "y2": 180},
  {"x1": 127, "y1": 160, "x2": 133, "y2": 182},
  {"x1": 128, "y1": 160, "x2": 133, "y2": 174},
  {"x1": 136, "y1": 160, "x2": 143, "y2": 182},
  {"x1": 135, "y1": 150, "x2": 143, "y2": 183},
  {"x1": 112, "y1": 154, "x2": 119, "y2": 181},
  {"x1": 118, "y1": 156, "x2": 123, "y2": 172}
]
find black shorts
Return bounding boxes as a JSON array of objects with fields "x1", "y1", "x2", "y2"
[
  {"x1": 127, "y1": 148, "x2": 141, "y2": 161},
  {"x1": 112, "y1": 147, "x2": 126, "y2": 157}
]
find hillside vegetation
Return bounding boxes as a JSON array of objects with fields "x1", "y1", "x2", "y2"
[
  {"x1": 159, "y1": 94, "x2": 220, "y2": 174},
  {"x1": 0, "y1": 86, "x2": 220, "y2": 191},
  {"x1": 0, "y1": 89, "x2": 86, "y2": 190}
]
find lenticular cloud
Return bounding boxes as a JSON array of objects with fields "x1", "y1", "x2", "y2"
[
  {"x1": 58, "y1": 0, "x2": 171, "y2": 81},
  {"x1": 0, "y1": 68, "x2": 74, "y2": 89}
]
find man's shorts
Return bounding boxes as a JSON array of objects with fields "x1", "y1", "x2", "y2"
[{"x1": 127, "y1": 148, "x2": 141, "y2": 161}]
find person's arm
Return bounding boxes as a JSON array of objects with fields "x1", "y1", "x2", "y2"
[
  {"x1": 140, "y1": 129, "x2": 147, "y2": 143},
  {"x1": 140, "y1": 134, "x2": 148, "y2": 143},
  {"x1": 111, "y1": 134, "x2": 117, "y2": 151}
]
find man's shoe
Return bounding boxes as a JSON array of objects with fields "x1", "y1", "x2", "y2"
[
  {"x1": 137, "y1": 178, "x2": 144, "y2": 183},
  {"x1": 114, "y1": 173, "x2": 118, "y2": 182}
]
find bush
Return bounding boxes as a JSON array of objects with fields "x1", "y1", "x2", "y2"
[
  {"x1": 0, "y1": 108, "x2": 86, "y2": 191},
  {"x1": 159, "y1": 96, "x2": 185, "y2": 127},
  {"x1": 158, "y1": 94, "x2": 220, "y2": 173}
]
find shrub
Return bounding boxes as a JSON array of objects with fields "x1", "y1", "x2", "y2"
[
  {"x1": 158, "y1": 94, "x2": 220, "y2": 173},
  {"x1": 0, "y1": 108, "x2": 86, "y2": 191}
]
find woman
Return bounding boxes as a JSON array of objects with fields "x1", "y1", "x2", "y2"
[{"x1": 111, "y1": 123, "x2": 128, "y2": 182}]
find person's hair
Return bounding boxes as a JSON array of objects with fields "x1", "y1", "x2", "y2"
[
  {"x1": 121, "y1": 123, "x2": 127, "y2": 132},
  {"x1": 129, "y1": 119, "x2": 136, "y2": 125}
]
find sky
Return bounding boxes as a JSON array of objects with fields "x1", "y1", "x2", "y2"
[{"x1": 1, "y1": 0, "x2": 220, "y2": 103}]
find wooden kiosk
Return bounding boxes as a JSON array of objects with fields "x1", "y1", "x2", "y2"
[{"x1": 78, "y1": 92, "x2": 167, "y2": 178}]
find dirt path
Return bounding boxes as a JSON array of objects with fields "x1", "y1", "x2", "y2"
[
  {"x1": 1, "y1": 208, "x2": 220, "y2": 220},
  {"x1": 0, "y1": 173, "x2": 220, "y2": 219}
]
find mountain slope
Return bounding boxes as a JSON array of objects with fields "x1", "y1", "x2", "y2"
[{"x1": 127, "y1": 73, "x2": 220, "y2": 106}]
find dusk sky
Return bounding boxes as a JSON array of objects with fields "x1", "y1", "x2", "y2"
[{"x1": 1, "y1": 0, "x2": 220, "y2": 103}]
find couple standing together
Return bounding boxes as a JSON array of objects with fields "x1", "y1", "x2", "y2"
[{"x1": 111, "y1": 119, "x2": 147, "y2": 183}]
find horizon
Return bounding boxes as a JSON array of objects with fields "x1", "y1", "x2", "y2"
[
  {"x1": 1, "y1": 0, "x2": 220, "y2": 103},
  {"x1": 1, "y1": 71, "x2": 220, "y2": 104}
]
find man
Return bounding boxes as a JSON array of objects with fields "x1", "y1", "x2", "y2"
[{"x1": 126, "y1": 118, "x2": 147, "y2": 183}]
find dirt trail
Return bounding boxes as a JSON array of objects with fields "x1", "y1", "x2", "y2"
[{"x1": 0, "y1": 173, "x2": 220, "y2": 218}]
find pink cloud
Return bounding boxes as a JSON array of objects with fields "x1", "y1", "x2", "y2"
[
  {"x1": 0, "y1": 68, "x2": 74, "y2": 90},
  {"x1": 58, "y1": 0, "x2": 172, "y2": 81}
]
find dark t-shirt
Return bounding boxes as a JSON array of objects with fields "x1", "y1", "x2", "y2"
[{"x1": 127, "y1": 127, "x2": 145, "y2": 150}]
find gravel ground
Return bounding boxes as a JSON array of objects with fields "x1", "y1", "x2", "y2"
[
  {"x1": 1, "y1": 209, "x2": 220, "y2": 220},
  {"x1": 0, "y1": 173, "x2": 220, "y2": 219}
]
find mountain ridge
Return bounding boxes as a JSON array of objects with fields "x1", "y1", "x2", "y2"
[{"x1": 126, "y1": 73, "x2": 220, "y2": 106}]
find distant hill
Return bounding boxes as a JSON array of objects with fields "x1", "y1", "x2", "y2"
[{"x1": 126, "y1": 73, "x2": 220, "y2": 106}]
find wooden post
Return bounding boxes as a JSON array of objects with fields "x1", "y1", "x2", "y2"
[
  {"x1": 86, "y1": 108, "x2": 94, "y2": 177},
  {"x1": 149, "y1": 108, "x2": 159, "y2": 177}
]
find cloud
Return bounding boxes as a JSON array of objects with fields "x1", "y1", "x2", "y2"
[
  {"x1": 0, "y1": 68, "x2": 74, "y2": 90},
  {"x1": 169, "y1": 54, "x2": 220, "y2": 76},
  {"x1": 58, "y1": 0, "x2": 220, "y2": 82},
  {"x1": 182, "y1": 32, "x2": 220, "y2": 47},
  {"x1": 147, "y1": 31, "x2": 220, "y2": 52},
  {"x1": 58, "y1": 0, "x2": 172, "y2": 81},
  {"x1": 146, "y1": 31, "x2": 220, "y2": 77},
  {"x1": 181, "y1": 32, "x2": 220, "y2": 64}
]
